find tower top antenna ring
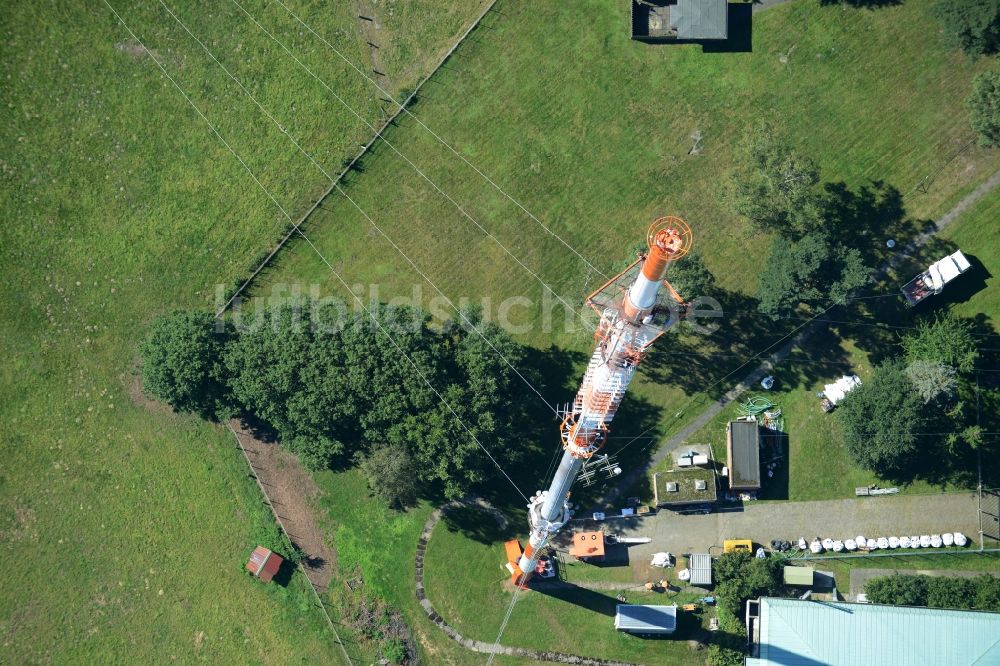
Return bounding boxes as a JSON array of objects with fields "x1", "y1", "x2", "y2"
[{"x1": 647, "y1": 216, "x2": 692, "y2": 260}]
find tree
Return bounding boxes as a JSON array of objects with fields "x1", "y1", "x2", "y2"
[
  {"x1": 355, "y1": 444, "x2": 418, "y2": 509},
  {"x1": 968, "y1": 71, "x2": 1000, "y2": 147},
  {"x1": 140, "y1": 310, "x2": 232, "y2": 419},
  {"x1": 730, "y1": 122, "x2": 823, "y2": 236},
  {"x1": 932, "y1": 0, "x2": 1000, "y2": 57},
  {"x1": 864, "y1": 573, "x2": 1000, "y2": 612},
  {"x1": 905, "y1": 360, "x2": 958, "y2": 403},
  {"x1": 714, "y1": 551, "x2": 786, "y2": 620},
  {"x1": 756, "y1": 232, "x2": 869, "y2": 318},
  {"x1": 665, "y1": 251, "x2": 714, "y2": 300},
  {"x1": 838, "y1": 360, "x2": 928, "y2": 477},
  {"x1": 902, "y1": 313, "x2": 979, "y2": 373}
]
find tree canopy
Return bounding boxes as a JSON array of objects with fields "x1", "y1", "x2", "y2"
[
  {"x1": 838, "y1": 359, "x2": 928, "y2": 477},
  {"x1": 865, "y1": 573, "x2": 1000, "y2": 612},
  {"x1": 756, "y1": 232, "x2": 869, "y2": 318},
  {"x1": 665, "y1": 251, "x2": 715, "y2": 301},
  {"x1": 729, "y1": 122, "x2": 823, "y2": 237},
  {"x1": 140, "y1": 310, "x2": 232, "y2": 419},
  {"x1": 968, "y1": 70, "x2": 1000, "y2": 147},
  {"x1": 902, "y1": 313, "x2": 979, "y2": 373},
  {"x1": 932, "y1": 0, "x2": 1000, "y2": 57},
  {"x1": 142, "y1": 301, "x2": 529, "y2": 500},
  {"x1": 714, "y1": 551, "x2": 786, "y2": 620}
]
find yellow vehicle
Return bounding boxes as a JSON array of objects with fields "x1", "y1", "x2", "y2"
[{"x1": 723, "y1": 539, "x2": 753, "y2": 554}]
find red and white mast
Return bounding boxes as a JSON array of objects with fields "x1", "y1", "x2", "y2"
[{"x1": 513, "y1": 217, "x2": 692, "y2": 583}]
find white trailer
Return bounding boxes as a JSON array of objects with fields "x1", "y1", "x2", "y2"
[{"x1": 901, "y1": 250, "x2": 971, "y2": 306}]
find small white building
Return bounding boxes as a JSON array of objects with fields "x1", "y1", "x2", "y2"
[{"x1": 615, "y1": 604, "x2": 678, "y2": 635}]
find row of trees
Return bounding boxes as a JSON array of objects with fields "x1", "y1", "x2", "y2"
[
  {"x1": 865, "y1": 572, "x2": 1000, "y2": 611},
  {"x1": 838, "y1": 313, "x2": 982, "y2": 478},
  {"x1": 141, "y1": 302, "x2": 528, "y2": 502}
]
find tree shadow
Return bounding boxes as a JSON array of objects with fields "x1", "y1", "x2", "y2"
[
  {"x1": 441, "y1": 505, "x2": 515, "y2": 545},
  {"x1": 759, "y1": 431, "x2": 789, "y2": 501},
  {"x1": 822, "y1": 180, "x2": 917, "y2": 267}
]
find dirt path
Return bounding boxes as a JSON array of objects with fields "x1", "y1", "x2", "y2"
[
  {"x1": 600, "y1": 167, "x2": 1000, "y2": 508},
  {"x1": 229, "y1": 421, "x2": 337, "y2": 592}
]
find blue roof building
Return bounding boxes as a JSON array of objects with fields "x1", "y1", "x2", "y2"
[
  {"x1": 746, "y1": 597, "x2": 1000, "y2": 666},
  {"x1": 615, "y1": 604, "x2": 677, "y2": 635}
]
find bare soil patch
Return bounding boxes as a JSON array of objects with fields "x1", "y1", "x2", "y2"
[{"x1": 229, "y1": 420, "x2": 338, "y2": 591}]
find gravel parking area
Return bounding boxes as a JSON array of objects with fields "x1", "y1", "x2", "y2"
[{"x1": 573, "y1": 492, "x2": 980, "y2": 582}]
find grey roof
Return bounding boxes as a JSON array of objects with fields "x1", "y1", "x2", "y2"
[
  {"x1": 690, "y1": 554, "x2": 712, "y2": 586},
  {"x1": 750, "y1": 597, "x2": 1000, "y2": 666},
  {"x1": 728, "y1": 420, "x2": 761, "y2": 490},
  {"x1": 615, "y1": 604, "x2": 677, "y2": 633},
  {"x1": 671, "y1": 0, "x2": 728, "y2": 40}
]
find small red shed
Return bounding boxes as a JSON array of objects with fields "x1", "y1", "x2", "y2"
[{"x1": 246, "y1": 546, "x2": 283, "y2": 583}]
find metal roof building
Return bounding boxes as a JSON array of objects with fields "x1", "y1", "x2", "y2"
[
  {"x1": 246, "y1": 545, "x2": 283, "y2": 583},
  {"x1": 690, "y1": 553, "x2": 712, "y2": 586},
  {"x1": 726, "y1": 420, "x2": 761, "y2": 491},
  {"x1": 747, "y1": 597, "x2": 1000, "y2": 665},
  {"x1": 630, "y1": 0, "x2": 729, "y2": 42},
  {"x1": 615, "y1": 604, "x2": 678, "y2": 635}
]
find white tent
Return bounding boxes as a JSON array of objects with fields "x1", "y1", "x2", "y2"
[{"x1": 823, "y1": 375, "x2": 862, "y2": 406}]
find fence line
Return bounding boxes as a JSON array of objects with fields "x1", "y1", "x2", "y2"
[
  {"x1": 216, "y1": 0, "x2": 501, "y2": 318},
  {"x1": 227, "y1": 424, "x2": 355, "y2": 666}
]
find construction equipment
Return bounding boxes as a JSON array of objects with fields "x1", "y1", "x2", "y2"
[
  {"x1": 507, "y1": 218, "x2": 692, "y2": 585},
  {"x1": 723, "y1": 539, "x2": 753, "y2": 554}
]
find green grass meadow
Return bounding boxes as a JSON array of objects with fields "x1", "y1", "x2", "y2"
[
  {"x1": 0, "y1": 0, "x2": 480, "y2": 662},
  {"x1": 4, "y1": 0, "x2": 1000, "y2": 663},
  {"x1": 255, "y1": 0, "x2": 1000, "y2": 481}
]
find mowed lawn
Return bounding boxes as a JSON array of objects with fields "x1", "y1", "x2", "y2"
[
  {"x1": 256, "y1": 0, "x2": 1000, "y2": 458},
  {"x1": 0, "y1": 0, "x2": 482, "y2": 662},
  {"x1": 245, "y1": 2, "x2": 1000, "y2": 660}
]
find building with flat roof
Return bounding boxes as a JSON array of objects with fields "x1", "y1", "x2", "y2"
[
  {"x1": 746, "y1": 597, "x2": 1000, "y2": 665},
  {"x1": 615, "y1": 604, "x2": 678, "y2": 635},
  {"x1": 653, "y1": 443, "x2": 718, "y2": 507},
  {"x1": 569, "y1": 531, "x2": 605, "y2": 561},
  {"x1": 631, "y1": 0, "x2": 728, "y2": 42},
  {"x1": 782, "y1": 566, "x2": 813, "y2": 587},
  {"x1": 726, "y1": 420, "x2": 761, "y2": 491}
]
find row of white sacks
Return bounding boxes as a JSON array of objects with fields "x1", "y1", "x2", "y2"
[{"x1": 801, "y1": 532, "x2": 968, "y2": 554}]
